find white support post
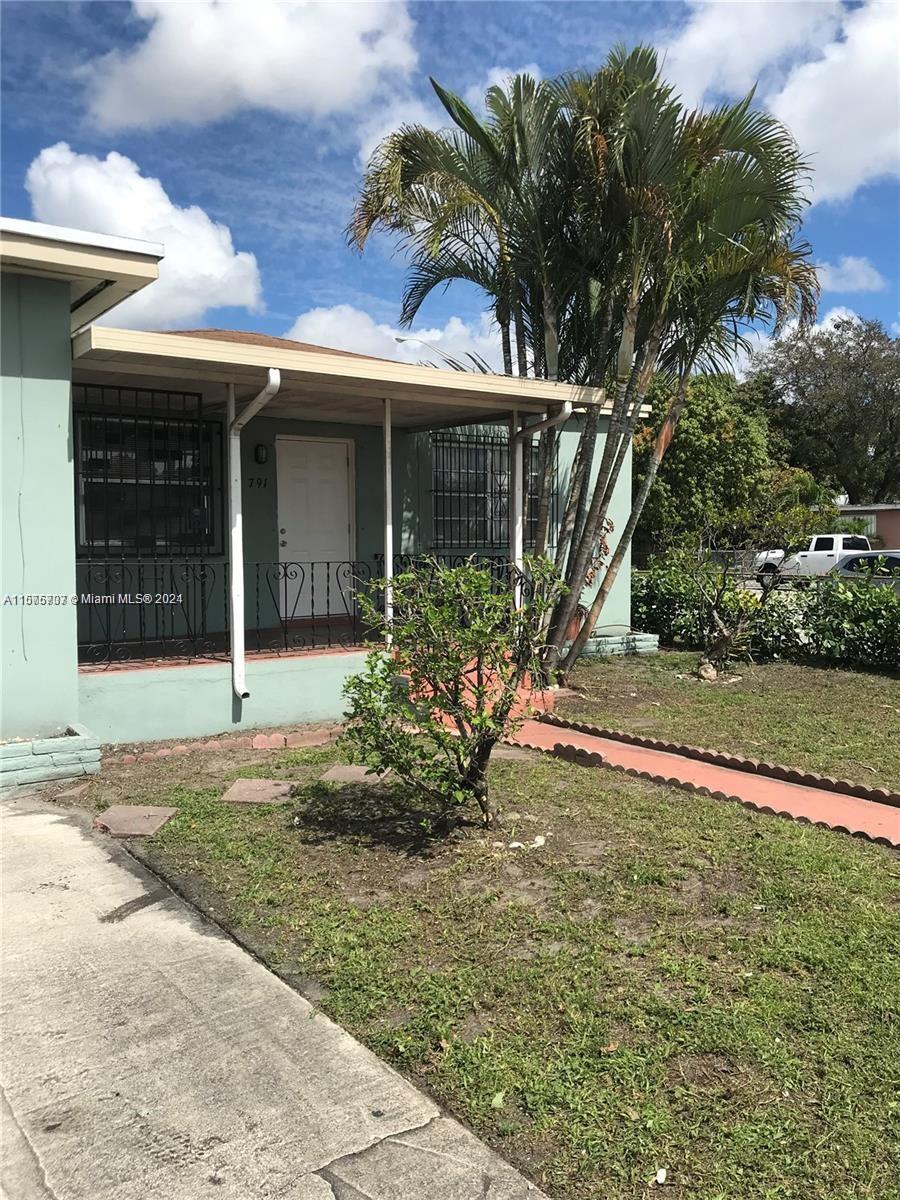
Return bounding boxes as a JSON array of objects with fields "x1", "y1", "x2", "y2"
[
  {"x1": 383, "y1": 396, "x2": 394, "y2": 639},
  {"x1": 509, "y1": 408, "x2": 524, "y2": 606},
  {"x1": 226, "y1": 383, "x2": 248, "y2": 700},
  {"x1": 227, "y1": 368, "x2": 280, "y2": 700}
]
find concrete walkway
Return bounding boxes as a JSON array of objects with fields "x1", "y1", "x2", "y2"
[
  {"x1": 514, "y1": 720, "x2": 900, "y2": 847},
  {"x1": 1, "y1": 797, "x2": 546, "y2": 1200}
]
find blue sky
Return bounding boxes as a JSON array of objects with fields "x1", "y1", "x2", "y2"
[{"x1": 2, "y1": 0, "x2": 898, "y2": 367}]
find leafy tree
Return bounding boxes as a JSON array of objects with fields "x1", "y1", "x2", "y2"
[
  {"x1": 744, "y1": 317, "x2": 900, "y2": 504},
  {"x1": 342, "y1": 558, "x2": 565, "y2": 830},
  {"x1": 634, "y1": 375, "x2": 770, "y2": 555},
  {"x1": 349, "y1": 46, "x2": 817, "y2": 680},
  {"x1": 739, "y1": 465, "x2": 837, "y2": 547},
  {"x1": 633, "y1": 375, "x2": 835, "y2": 557}
]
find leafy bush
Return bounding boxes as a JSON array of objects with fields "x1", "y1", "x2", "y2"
[
  {"x1": 343, "y1": 557, "x2": 565, "y2": 829},
  {"x1": 634, "y1": 557, "x2": 900, "y2": 671}
]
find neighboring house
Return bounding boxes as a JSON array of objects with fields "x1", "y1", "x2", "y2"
[
  {"x1": 837, "y1": 503, "x2": 900, "y2": 550},
  {"x1": 1, "y1": 217, "x2": 645, "y2": 751}
]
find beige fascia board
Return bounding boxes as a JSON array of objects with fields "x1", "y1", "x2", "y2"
[
  {"x1": 3, "y1": 234, "x2": 161, "y2": 331},
  {"x1": 0, "y1": 232, "x2": 160, "y2": 287},
  {"x1": 74, "y1": 326, "x2": 631, "y2": 413}
]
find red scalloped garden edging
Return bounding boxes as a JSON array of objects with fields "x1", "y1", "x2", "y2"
[
  {"x1": 535, "y1": 711, "x2": 900, "y2": 810},
  {"x1": 511, "y1": 733, "x2": 899, "y2": 848}
]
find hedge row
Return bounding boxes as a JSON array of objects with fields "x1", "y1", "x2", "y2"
[{"x1": 633, "y1": 561, "x2": 900, "y2": 671}]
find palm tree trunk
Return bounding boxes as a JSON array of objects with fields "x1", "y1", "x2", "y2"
[
  {"x1": 553, "y1": 296, "x2": 612, "y2": 577},
  {"x1": 512, "y1": 288, "x2": 528, "y2": 377},
  {"x1": 554, "y1": 407, "x2": 595, "y2": 574},
  {"x1": 585, "y1": 328, "x2": 663, "y2": 556},
  {"x1": 545, "y1": 325, "x2": 662, "y2": 674},
  {"x1": 532, "y1": 428, "x2": 556, "y2": 558},
  {"x1": 500, "y1": 316, "x2": 513, "y2": 376},
  {"x1": 532, "y1": 287, "x2": 546, "y2": 379},
  {"x1": 560, "y1": 372, "x2": 689, "y2": 673},
  {"x1": 544, "y1": 308, "x2": 639, "y2": 669},
  {"x1": 571, "y1": 409, "x2": 600, "y2": 553},
  {"x1": 543, "y1": 292, "x2": 559, "y2": 384}
]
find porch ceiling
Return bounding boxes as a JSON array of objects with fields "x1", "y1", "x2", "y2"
[{"x1": 72, "y1": 325, "x2": 618, "y2": 427}]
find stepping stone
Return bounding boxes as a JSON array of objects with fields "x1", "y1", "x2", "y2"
[
  {"x1": 220, "y1": 778, "x2": 294, "y2": 806},
  {"x1": 93, "y1": 805, "x2": 176, "y2": 838},
  {"x1": 492, "y1": 744, "x2": 538, "y2": 762},
  {"x1": 319, "y1": 764, "x2": 387, "y2": 785}
]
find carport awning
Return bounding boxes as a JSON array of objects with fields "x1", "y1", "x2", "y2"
[{"x1": 71, "y1": 325, "x2": 619, "y2": 427}]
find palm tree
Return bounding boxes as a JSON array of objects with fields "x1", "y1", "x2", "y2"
[
  {"x1": 348, "y1": 46, "x2": 818, "y2": 675},
  {"x1": 543, "y1": 80, "x2": 817, "y2": 673},
  {"x1": 561, "y1": 233, "x2": 819, "y2": 669}
]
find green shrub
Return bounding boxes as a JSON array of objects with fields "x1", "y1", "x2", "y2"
[
  {"x1": 343, "y1": 557, "x2": 566, "y2": 829},
  {"x1": 633, "y1": 558, "x2": 900, "y2": 671}
]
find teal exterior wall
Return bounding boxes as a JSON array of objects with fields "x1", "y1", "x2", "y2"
[
  {"x1": 79, "y1": 650, "x2": 366, "y2": 744},
  {"x1": 1, "y1": 274, "x2": 80, "y2": 739}
]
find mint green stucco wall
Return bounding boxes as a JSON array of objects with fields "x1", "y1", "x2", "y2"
[
  {"x1": 1, "y1": 274, "x2": 80, "y2": 738},
  {"x1": 556, "y1": 415, "x2": 632, "y2": 631},
  {"x1": 79, "y1": 650, "x2": 367, "y2": 743}
]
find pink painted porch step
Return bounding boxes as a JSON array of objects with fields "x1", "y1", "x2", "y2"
[{"x1": 512, "y1": 720, "x2": 900, "y2": 847}]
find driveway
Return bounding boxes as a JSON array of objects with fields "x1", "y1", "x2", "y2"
[{"x1": 1, "y1": 796, "x2": 546, "y2": 1200}]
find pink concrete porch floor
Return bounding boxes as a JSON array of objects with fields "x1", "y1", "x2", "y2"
[{"x1": 512, "y1": 719, "x2": 900, "y2": 848}]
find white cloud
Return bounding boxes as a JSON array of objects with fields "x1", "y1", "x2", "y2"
[
  {"x1": 813, "y1": 305, "x2": 861, "y2": 331},
  {"x1": 660, "y1": 0, "x2": 900, "y2": 204},
  {"x1": 26, "y1": 143, "x2": 261, "y2": 328},
  {"x1": 816, "y1": 255, "x2": 887, "y2": 293},
  {"x1": 660, "y1": 0, "x2": 841, "y2": 109},
  {"x1": 84, "y1": 0, "x2": 417, "y2": 132},
  {"x1": 357, "y1": 96, "x2": 439, "y2": 168},
  {"x1": 734, "y1": 305, "x2": 863, "y2": 376},
  {"x1": 768, "y1": 1, "x2": 900, "y2": 202},
  {"x1": 733, "y1": 326, "x2": 774, "y2": 380},
  {"x1": 284, "y1": 304, "x2": 503, "y2": 369},
  {"x1": 463, "y1": 63, "x2": 543, "y2": 110}
]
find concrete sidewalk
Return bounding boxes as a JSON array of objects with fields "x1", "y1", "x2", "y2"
[{"x1": 1, "y1": 797, "x2": 546, "y2": 1200}]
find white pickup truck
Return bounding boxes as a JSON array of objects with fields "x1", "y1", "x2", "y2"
[{"x1": 754, "y1": 534, "x2": 872, "y2": 582}]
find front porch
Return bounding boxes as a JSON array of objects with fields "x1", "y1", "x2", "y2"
[
  {"x1": 76, "y1": 553, "x2": 513, "y2": 668},
  {"x1": 68, "y1": 327, "x2": 619, "y2": 742}
]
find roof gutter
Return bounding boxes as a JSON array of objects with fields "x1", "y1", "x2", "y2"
[{"x1": 227, "y1": 369, "x2": 281, "y2": 700}]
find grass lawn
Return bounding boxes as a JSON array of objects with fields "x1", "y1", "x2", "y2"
[
  {"x1": 72, "y1": 737, "x2": 900, "y2": 1200},
  {"x1": 560, "y1": 653, "x2": 900, "y2": 792}
]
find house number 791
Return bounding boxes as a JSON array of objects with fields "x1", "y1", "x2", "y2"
[{"x1": 248, "y1": 477, "x2": 268, "y2": 489}]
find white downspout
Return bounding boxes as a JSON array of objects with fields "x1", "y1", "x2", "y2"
[
  {"x1": 383, "y1": 396, "x2": 394, "y2": 641},
  {"x1": 228, "y1": 368, "x2": 281, "y2": 700},
  {"x1": 509, "y1": 408, "x2": 524, "y2": 605},
  {"x1": 514, "y1": 399, "x2": 573, "y2": 442}
]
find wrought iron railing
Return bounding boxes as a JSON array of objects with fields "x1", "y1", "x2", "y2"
[
  {"x1": 379, "y1": 552, "x2": 514, "y2": 593},
  {"x1": 75, "y1": 560, "x2": 374, "y2": 666}
]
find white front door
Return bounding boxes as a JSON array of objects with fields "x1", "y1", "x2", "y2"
[{"x1": 275, "y1": 437, "x2": 354, "y2": 617}]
